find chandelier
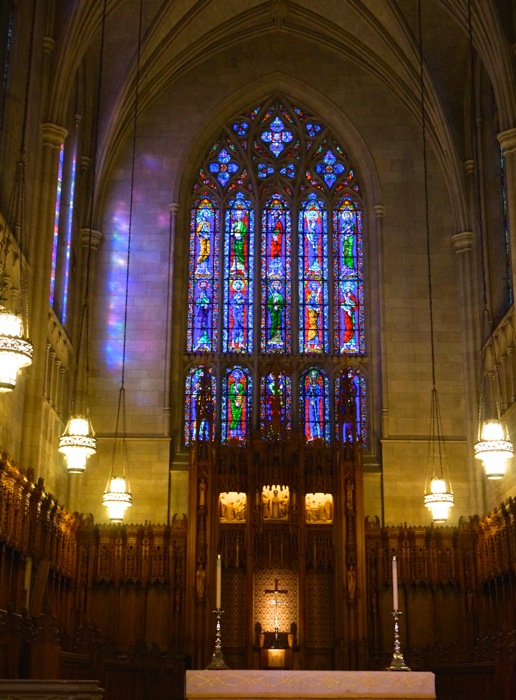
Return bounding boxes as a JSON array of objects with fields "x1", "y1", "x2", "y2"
[
  {"x1": 416, "y1": 0, "x2": 454, "y2": 522},
  {"x1": 0, "y1": 302, "x2": 33, "y2": 392},
  {"x1": 474, "y1": 362, "x2": 513, "y2": 480}
]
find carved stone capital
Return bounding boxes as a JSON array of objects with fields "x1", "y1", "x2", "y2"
[
  {"x1": 41, "y1": 123, "x2": 68, "y2": 149},
  {"x1": 451, "y1": 231, "x2": 473, "y2": 254},
  {"x1": 80, "y1": 228, "x2": 103, "y2": 251},
  {"x1": 498, "y1": 128, "x2": 516, "y2": 156}
]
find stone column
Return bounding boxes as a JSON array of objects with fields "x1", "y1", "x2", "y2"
[
  {"x1": 498, "y1": 128, "x2": 516, "y2": 296},
  {"x1": 21, "y1": 123, "x2": 68, "y2": 472},
  {"x1": 451, "y1": 230, "x2": 484, "y2": 515}
]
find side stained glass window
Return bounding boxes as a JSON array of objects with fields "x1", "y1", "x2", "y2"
[
  {"x1": 334, "y1": 197, "x2": 364, "y2": 353},
  {"x1": 261, "y1": 194, "x2": 291, "y2": 352},
  {"x1": 335, "y1": 368, "x2": 367, "y2": 445},
  {"x1": 188, "y1": 196, "x2": 220, "y2": 352},
  {"x1": 300, "y1": 367, "x2": 330, "y2": 443},
  {"x1": 298, "y1": 193, "x2": 329, "y2": 353},
  {"x1": 222, "y1": 365, "x2": 252, "y2": 442},
  {"x1": 185, "y1": 366, "x2": 216, "y2": 445},
  {"x1": 260, "y1": 371, "x2": 291, "y2": 436},
  {"x1": 223, "y1": 193, "x2": 254, "y2": 352},
  {"x1": 49, "y1": 144, "x2": 65, "y2": 306},
  {"x1": 186, "y1": 99, "x2": 368, "y2": 447}
]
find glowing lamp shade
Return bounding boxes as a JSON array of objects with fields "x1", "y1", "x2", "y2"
[
  {"x1": 474, "y1": 419, "x2": 513, "y2": 480},
  {"x1": 424, "y1": 477, "x2": 454, "y2": 523},
  {"x1": 58, "y1": 416, "x2": 97, "y2": 473},
  {"x1": 0, "y1": 307, "x2": 33, "y2": 391},
  {"x1": 102, "y1": 476, "x2": 132, "y2": 522}
]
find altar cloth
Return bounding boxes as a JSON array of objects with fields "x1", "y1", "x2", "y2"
[{"x1": 185, "y1": 670, "x2": 436, "y2": 699}]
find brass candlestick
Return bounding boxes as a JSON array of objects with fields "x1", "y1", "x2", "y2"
[
  {"x1": 386, "y1": 610, "x2": 411, "y2": 671},
  {"x1": 205, "y1": 609, "x2": 229, "y2": 670}
]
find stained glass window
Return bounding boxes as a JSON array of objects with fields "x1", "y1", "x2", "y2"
[
  {"x1": 223, "y1": 193, "x2": 254, "y2": 352},
  {"x1": 49, "y1": 143, "x2": 65, "y2": 306},
  {"x1": 261, "y1": 194, "x2": 291, "y2": 352},
  {"x1": 61, "y1": 139, "x2": 77, "y2": 325},
  {"x1": 185, "y1": 365, "x2": 216, "y2": 445},
  {"x1": 334, "y1": 196, "x2": 364, "y2": 353},
  {"x1": 186, "y1": 98, "x2": 367, "y2": 446},
  {"x1": 221, "y1": 365, "x2": 252, "y2": 442},
  {"x1": 188, "y1": 195, "x2": 220, "y2": 352},
  {"x1": 260, "y1": 371, "x2": 291, "y2": 436},
  {"x1": 300, "y1": 367, "x2": 330, "y2": 443},
  {"x1": 298, "y1": 193, "x2": 328, "y2": 353},
  {"x1": 335, "y1": 368, "x2": 367, "y2": 445}
]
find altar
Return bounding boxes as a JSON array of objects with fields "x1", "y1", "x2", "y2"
[{"x1": 185, "y1": 670, "x2": 436, "y2": 700}]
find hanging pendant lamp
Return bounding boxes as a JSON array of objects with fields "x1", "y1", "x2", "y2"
[
  {"x1": 0, "y1": 303, "x2": 33, "y2": 392},
  {"x1": 103, "y1": 0, "x2": 144, "y2": 521},
  {"x1": 416, "y1": 0, "x2": 454, "y2": 522}
]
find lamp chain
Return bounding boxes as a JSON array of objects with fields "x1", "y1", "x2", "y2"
[
  {"x1": 468, "y1": 0, "x2": 504, "y2": 424},
  {"x1": 110, "y1": 0, "x2": 144, "y2": 484},
  {"x1": 417, "y1": 0, "x2": 436, "y2": 394}
]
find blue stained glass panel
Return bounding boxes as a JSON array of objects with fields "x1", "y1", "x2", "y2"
[
  {"x1": 258, "y1": 163, "x2": 274, "y2": 179},
  {"x1": 208, "y1": 148, "x2": 239, "y2": 187},
  {"x1": 222, "y1": 365, "x2": 251, "y2": 442},
  {"x1": 300, "y1": 367, "x2": 330, "y2": 443},
  {"x1": 261, "y1": 194, "x2": 291, "y2": 352},
  {"x1": 223, "y1": 193, "x2": 254, "y2": 352},
  {"x1": 305, "y1": 122, "x2": 322, "y2": 137},
  {"x1": 279, "y1": 163, "x2": 296, "y2": 179},
  {"x1": 187, "y1": 196, "x2": 219, "y2": 351},
  {"x1": 184, "y1": 366, "x2": 216, "y2": 445},
  {"x1": 314, "y1": 149, "x2": 345, "y2": 188},
  {"x1": 260, "y1": 372, "x2": 291, "y2": 436},
  {"x1": 333, "y1": 197, "x2": 364, "y2": 353},
  {"x1": 232, "y1": 121, "x2": 249, "y2": 136},
  {"x1": 298, "y1": 193, "x2": 329, "y2": 352},
  {"x1": 335, "y1": 368, "x2": 367, "y2": 445},
  {"x1": 261, "y1": 116, "x2": 293, "y2": 157}
]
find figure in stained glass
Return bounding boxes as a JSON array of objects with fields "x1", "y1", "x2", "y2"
[
  {"x1": 196, "y1": 208, "x2": 212, "y2": 271},
  {"x1": 340, "y1": 282, "x2": 358, "y2": 345},
  {"x1": 228, "y1": 368, "x2": 246, "y2": 438},
  {"x1": 305, "y1": 369, "x2": 324, "y2": 441},
  {"x1": 185, "y1": 366, "x2": 215, "y2": 445},
  {"x1": 194, "y1": 281, "x2": 211, "y2": 351},
  {"x1": 267, "y1": 281, "x2": 284, "y2": 345},
  {"x1": 231, "y1": 208, "x2": 247, "y2": 274},
  {"x1": 341, "y1": 209, "x2": 355, "y2": 271},
  {"x1": 188, "y1": 195, "x2": 219, "y2": 352},
  {"x1": 261, "y1": 195, "x2": 291, "y2": 352},
  {"x1": 299, "y1": 194, "x2": 328, "y2": 353},
  {"x1": 223, "y1": 194, "x2": 254, "y2": 353},
  {"x1": 229, "y1": 279, "x2": 246, "y2": 349},
  {"x1": 334, "y1": 196, "x2": 363, "y2": 353},
  {"x1": 305, "y1": 206, "x2": 322, "y2": 275},
  {"x1": 336, "y1": 368, "x2": 366, "y2": 445},
  {"x1": 306, "y1": 281, "x2": 322, "y2": 350},
  {"x1": 263, "y1": 372, "x2": 291, "y2": 436}
]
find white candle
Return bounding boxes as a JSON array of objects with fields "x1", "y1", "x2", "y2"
[
  {"x1": 392, "y1": 555, "x2": 399, "y2": 610},
  {"x1": 216, "y1": 554, "x2": 222, "y2": 609}
]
